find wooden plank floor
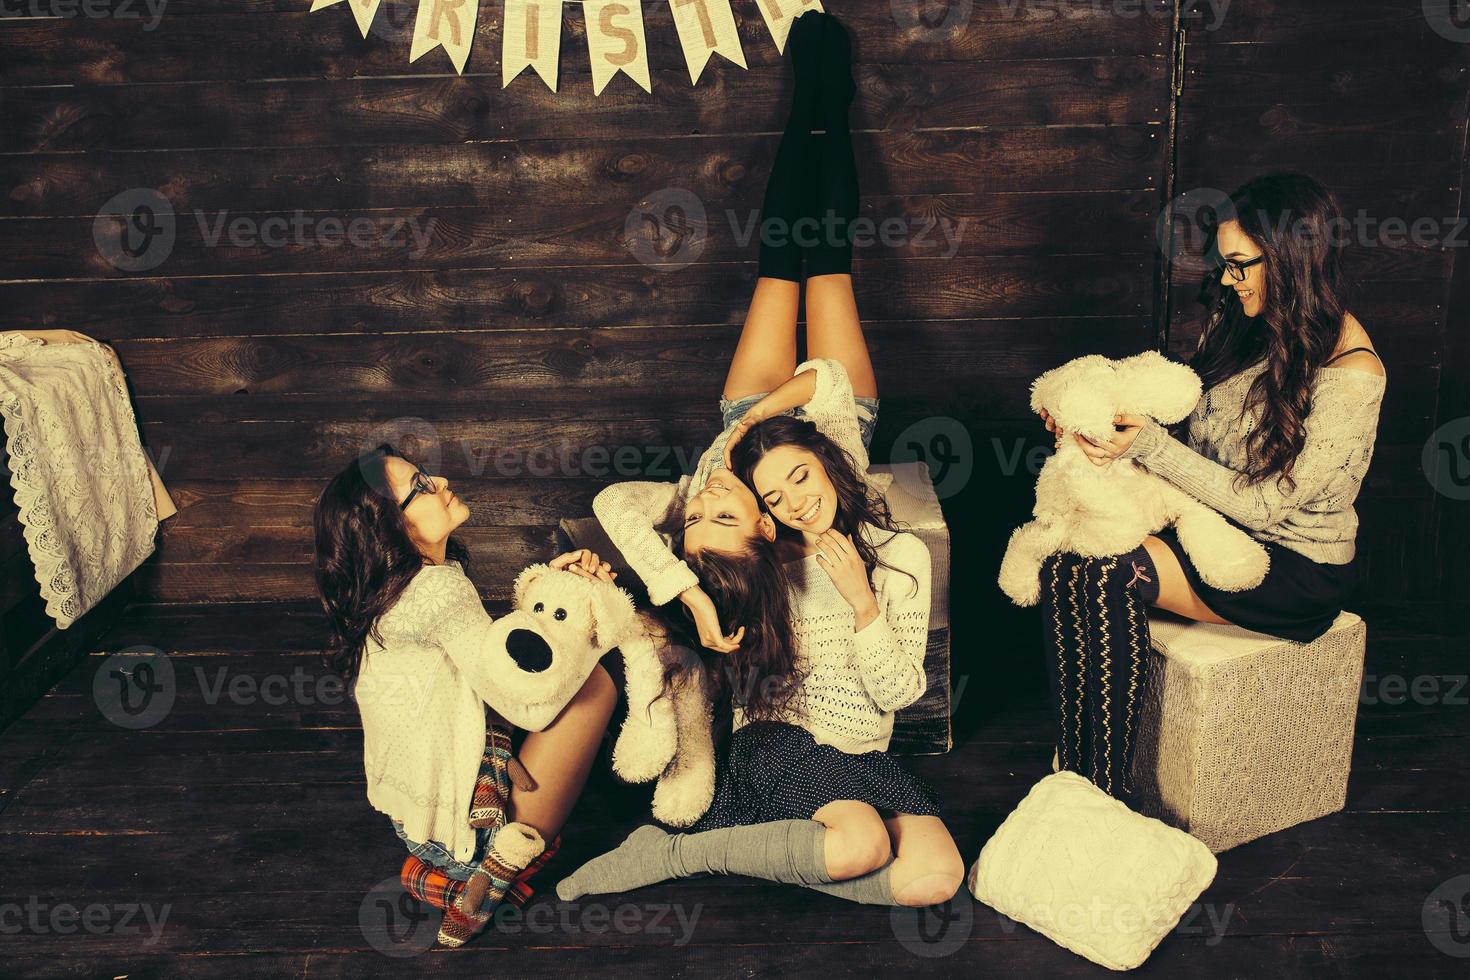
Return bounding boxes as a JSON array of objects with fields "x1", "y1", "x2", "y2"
[{"x1": 0, "y1": 600, "x2": 1465, "y2": 979}]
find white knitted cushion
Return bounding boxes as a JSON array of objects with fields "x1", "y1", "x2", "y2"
[{"x1": 968, "y1": 771, "x2": 1217, "y2": 971}]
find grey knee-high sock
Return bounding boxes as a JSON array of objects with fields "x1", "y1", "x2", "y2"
[
  {"x1": 800, "y1": 856, "x2": 899, "y2": 906},
  {"x1": 556, "y1": 821, "x2": 833, "y2": 900}
]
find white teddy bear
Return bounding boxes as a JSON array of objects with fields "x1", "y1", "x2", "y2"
[
  {"x1": 484, "y1": 562, "x2": 716, "y2": 827},
  {"x1": 997, "y1": 350, "x2": 1269, "y2": 607}
]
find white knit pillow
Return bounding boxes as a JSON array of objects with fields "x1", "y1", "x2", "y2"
[{"x1": 968, "y1": 772, "x2": 1217, "y2": 971}]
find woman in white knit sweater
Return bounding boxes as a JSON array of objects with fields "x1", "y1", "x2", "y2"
[
  {"x1": 555, "y1": 11, "x2": 962, "y2": 911},
  {"x1": 313, "y1": 444, "x2": 619, "y2": 904}
]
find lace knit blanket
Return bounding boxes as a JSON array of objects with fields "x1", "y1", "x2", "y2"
[{"x1": 0, "y1": 334, "x2": 158, "y2": 628}]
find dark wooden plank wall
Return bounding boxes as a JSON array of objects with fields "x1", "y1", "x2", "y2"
[
  {"x1": 1162, "y1": 0, "x2": 1470, "y2": 611},
  {"x1": 0, "y1": 1, "x2": 1460, "y2": 617},
  {"x1": 0, "y1": 0, "x2": 1170, "y2": 609}
]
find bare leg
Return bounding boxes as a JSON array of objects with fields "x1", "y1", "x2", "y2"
[
  {"x1": 1142, "y1": 535, "x2": 1230, "y2": 625},
  {"x1": 804, "y1": 273, "x2": 878, "y2": 398},
  {"x1": 723, "y1": 277, "x2": 801, "y2": 400},
  {"x1": 811, "y1": 799, "x2": 892, "y2": 880},
  {"x1": 511, "y1": 664, "x2": 617, "y2": 840},
  {"x1": 883, "y1": 813, "x2": 965, "y2": 908}
]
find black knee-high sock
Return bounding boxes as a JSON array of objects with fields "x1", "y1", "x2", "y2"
[
  {"x1": 1083, "y1": 554, "x2": 1154, "y2": 800},
  {"x1": 804, "y1": 13, "x2": 860, "y2": 278},
  {"x1": 1043, "y1": 552, "x2": 1156, "y2": 801},
  {"x1": 757, "y1": 11, "x2": 822, "y2": 282},
  {"x1": 1042, "y1": 553, "x2": 1091, "y2": 775}
]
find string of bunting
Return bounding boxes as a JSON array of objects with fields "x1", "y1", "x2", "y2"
[{"x1": 308, "y1": 0, "x2": 825, "y2": 94}]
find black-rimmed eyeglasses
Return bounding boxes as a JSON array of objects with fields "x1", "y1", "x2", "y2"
[
  {"x1": 400, "y1": 465, "x2": 436, "y2": 511},
  {"x1": 1221, "y1": 255, "x2": 1264, "y2": 282}
]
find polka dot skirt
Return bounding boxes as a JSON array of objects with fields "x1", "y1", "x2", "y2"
[{"x1": 689, "y1": 720, "x2": 942, "y2": 832}]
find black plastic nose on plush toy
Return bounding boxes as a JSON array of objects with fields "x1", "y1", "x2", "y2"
[{"x1": 506, "y1": 628, "x2": 553, "y2": 673}]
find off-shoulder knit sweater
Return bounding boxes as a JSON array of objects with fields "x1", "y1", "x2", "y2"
[
  {"x1": 591, "y1": 357, "x2": 894, "y2": 608},
  {"x1": 1119, "y1": 358, "x2": 1386, "y2": 564},
  {"x1": 765, "y1": 525, "x2": 931, "y2": 754},
  {"x1": 356, "y1": 560, "x2": 513, "y2": 864}
]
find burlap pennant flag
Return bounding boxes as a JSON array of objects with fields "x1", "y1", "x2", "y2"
[
  {"x1": 309, "y1": 0, "x2": 383, "y2": 40},
  {"x1": 582, "y1": 0, "x2": 653, "y2": 96},
  {"x1": 668, "y1": 0, "x2": 746, "y2": 84},
  {"x1": 502, "y1": 0, "x2": 563, "y2": 91},
  {"x1": 752, "y1": 0, "x2": 822, "y2": 54},
  {"x1": 410, "y1": 0, "x2": 480, "y2": 75}
]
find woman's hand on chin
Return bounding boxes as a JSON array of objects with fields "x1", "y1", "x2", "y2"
[{"x1": 812, "y1": 530, "x2": 877, "y2": 620}]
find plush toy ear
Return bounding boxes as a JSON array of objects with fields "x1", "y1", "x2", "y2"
[
  {"x1": 511, "y1": 563, "x2": 553, "y2": 608},
  {"x1": 1111, "y1": 350, "x2": 1203, "y2": 424},
  {"x1": 1029, "y1": 354, "x2": 1111, "y2": 416},
  {"x1": 588, "y1": 580, "x2": 639, "y2": 651}
]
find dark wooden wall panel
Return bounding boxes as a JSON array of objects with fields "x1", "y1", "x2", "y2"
[
  {"x1": 0, "y1": 1, "x2": 1170, "y2": 606},
  {"x1": 11, "y1": 2, "x2": 1458, "y2": 622},
  {"x1": 1163, "y1": 0, "x2": 1470, "y2": 605}
]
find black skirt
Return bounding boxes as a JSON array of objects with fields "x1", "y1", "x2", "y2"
[
  {"x1": 688, "y1": 721, "x2": 943, "y2": 832},
  {"x1": 1153, "y1": 526, "x2": 1357, "y2": 642}
]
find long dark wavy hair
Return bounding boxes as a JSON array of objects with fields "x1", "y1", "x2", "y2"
[
  {"x1": 731, "y1": 414, "x2": 917, "y2": 593},
  {"x1": 313, "y1": 443, "x2": 469, "y2": 680},
  {"x1": 677, "y1": 541, "x2": 805, "y2": 722},
  {"x1": 1192, "y1": 171, "x2": 1351, "y2": 491}
]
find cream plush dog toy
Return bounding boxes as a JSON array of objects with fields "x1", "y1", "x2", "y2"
[
  {"x1": 997, "y1": 351, "x2": 1269, "y2": 607},
  {"x1": 486, "y1": 562, "x2": 716, "y2": 827}
]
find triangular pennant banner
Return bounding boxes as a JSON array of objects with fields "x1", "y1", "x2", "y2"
[
  {"x1": 309, "y1": 0, "x2": 382, "y2": 40},
  {"x1": 503, "y1": 0, "x2": 563, "y2": 91},
  {"x1": 582, "y1": 0, "x2": 652, "y2": 96},
  {"x1": 668, "y1": 0, "x2": 747, "y2": 84},
  {"x1": 410, "y1": 0, "x2": 480, "y2": 75},
  {"x1": 752, "y1": 0, "x2": 822, "y2": 54}
]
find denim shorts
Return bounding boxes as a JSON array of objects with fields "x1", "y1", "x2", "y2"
[
  {"x1": 719, "y1": 391, "x2": 879, "y2": 452},
  {"x1": 393, "y1": 819, "x2": 487, "y2": 882}
]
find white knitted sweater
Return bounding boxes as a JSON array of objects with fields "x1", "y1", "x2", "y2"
[
  {"x1": 1121, "y1": 358, "x2": 1385, "y2": 563},
  {"x1": 762, "y1": 525, "x2": 932, "y2": 753},
  {"x1": 355, "y1": 560, "x2": 508, "y2": 863}
]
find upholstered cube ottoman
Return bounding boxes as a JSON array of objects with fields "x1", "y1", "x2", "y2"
[
  {"x1": 870, "y1": 462, "x2": 953, "y2": 755},
  {"x1": 1130, "y1": 610, "x2": 1367, "y2": 853},
  {"x1": 557, "y1": 460, "x2": 953, "y2": 755}
]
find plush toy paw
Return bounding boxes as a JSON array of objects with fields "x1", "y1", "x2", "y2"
[
  {"x1": 651, "y1": 755, "x2": 716, "y2": 827},
  {"x1": 612, "y1": 702, "x2": 678, "y2": 784},
  {"x1": 998, "y1": 531, "x2": 1044, "y2": 607},
  {"x1": 998, "y1": 567, "x2": 1042, "y2": 608},
  {"x1": 1193, "y1": 537, "x2": 1270, "y2": 592}
]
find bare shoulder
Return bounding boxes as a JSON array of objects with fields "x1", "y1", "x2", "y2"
[{"x1": 1330, "y1": 314, "x2": 1386, "y2": 379}]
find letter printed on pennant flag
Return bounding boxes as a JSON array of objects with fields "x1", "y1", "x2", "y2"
[
  {"x1": 503, "y1": 0, "x2": 563, "y2": 91},
  {"x1": 668, "y1": 0, "x2": 747, "y2": 84},
  {"x1": 753, "y1": 0, "x2": 822, "y2": 54},
  {"x1": 410, "y1": 0, "x2": 480, "y2": 75},
  {"x1": 309, "y1": 0, "x2": 383, "y2": 39},
  {"x1": 582, "y1": 0, "x2": 652, "y2": 96}
]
